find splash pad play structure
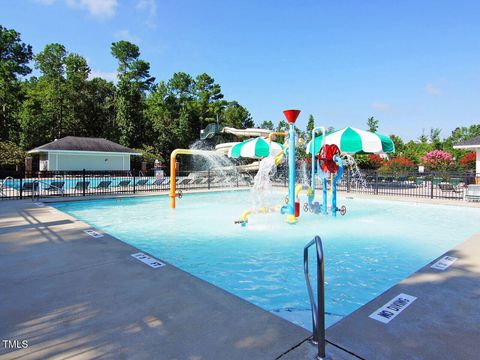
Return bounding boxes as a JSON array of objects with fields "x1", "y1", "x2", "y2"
[
  {"x1": 169, "y1": 109, "x2": 352, "y2": 227},
  {"x1": 233, "y1": 110, "x2": 347, "y2": 226}
]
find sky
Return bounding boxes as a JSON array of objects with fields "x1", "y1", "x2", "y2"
[{"x1": 1, "y1": 0, "x2": 480, "y2": 140}]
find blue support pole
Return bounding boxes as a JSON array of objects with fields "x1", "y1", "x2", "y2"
[
  {"x1": 287, "y1": 123, "x2": 297, "y2": 223},
  {"x1": 311, "y1": 129, "x2": 317, "y2": 203},
  {"x1": 322, "y1": 177, "x2": 328, "y2": 214},
  {"x1": 332, "y1": 178, "x2": 337, "y2": 217},
  {"x1": 310, "y1": 127, "x2": 326, "y2": 208},
  {"x1": 332, "y1": 155, "x2": 344, "y2": 217}
]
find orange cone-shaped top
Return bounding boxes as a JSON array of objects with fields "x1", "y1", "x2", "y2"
[{"x1": 283, "y1": 109, "x2": 301, "y2": 123}]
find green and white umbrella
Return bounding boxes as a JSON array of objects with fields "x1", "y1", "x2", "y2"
[
  {"x1": 228, "y1": 137, "x2": 284, "y2": 159},
  {"x1": 307, "y1": 127, "x2": 395, "y2": 154}
]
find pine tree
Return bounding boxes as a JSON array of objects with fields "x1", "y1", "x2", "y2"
[
  {"x1": 367, "y1": 116, "x2": 379, "y2": 132},
  {"x1": 306, "y1": 114, "x2": 315, "y2": 140}
]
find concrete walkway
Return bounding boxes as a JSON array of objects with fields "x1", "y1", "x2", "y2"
[
  {"x1": 326, "y1": 232, "x2": 480, "y2": 359},
  {"x1": 0, "y1": 200, "x2": 312, "y2": 359}
]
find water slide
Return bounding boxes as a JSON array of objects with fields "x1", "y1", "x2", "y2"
[
  {"x1": 200, "y1": 123, "x2": 273, "y2": 141},
  {"x1": 222, "y1": 127, "x2": 272, "y2": 137}
]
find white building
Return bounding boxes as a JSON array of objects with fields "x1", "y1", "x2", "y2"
[
  {"x1": 28, "y1": 137, "x2": 140, "y2": 171},
  {"x1": 454, "y1": 135, "x2": 480, "y2": 184}
]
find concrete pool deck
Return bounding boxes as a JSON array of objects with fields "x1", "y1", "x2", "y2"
[
  {"x1": 1, "y1": 193, "x2": 479, "y2": 359},
  {"x1": 327, "y1": 230, "x2": 480, "y2": 360},
  {"x1": 284, "y1": 231, "x2": 480, "y2": 359},
  {"x1": 0, "y1": 199, "x2": 322, "y2": 359}
]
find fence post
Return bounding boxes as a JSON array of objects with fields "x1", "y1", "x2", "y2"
[
  {"x1": 20, "y1": 177, "x2": 23, "y2": 200},
  {"x1": 207, "y1": 169, "x2": 211, "y2": 190},
  {"x1": 133, "y1": 170, "x2": 136, "y2": 194},
  {"x1": 82, "y1": 169, "x2": 86, "y2": 197},
  {"x1": 236, "y1": 172, "x2": 239, "y2": 187},
  {"x1": 347, "y1": 168, "x2": 351, "y2": 193},
  {"x1": 430, "y1": 172, "x2": 434, "y2": 199},
  {"x1": 375, "y1": 172, "x2": 379, "y2": 195}
]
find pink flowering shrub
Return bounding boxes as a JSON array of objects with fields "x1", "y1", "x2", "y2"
[{"x1": 421, "y1": 150, "x2": 453, "y2": 170}]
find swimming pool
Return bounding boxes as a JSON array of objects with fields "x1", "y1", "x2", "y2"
[
  {"x1": 53, "y1": 191, "x2": 480, "y2": 329},
  {"x1": 3, "y1": 176, "x2": 158, "y2": 190}
]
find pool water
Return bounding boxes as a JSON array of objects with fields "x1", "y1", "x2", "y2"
[
  {"x1": 53, "y1": 191, "x2": 480, "y2": 329},
  {"x1": 4, "y1": 177, "x2": 157, "y2": 190}
]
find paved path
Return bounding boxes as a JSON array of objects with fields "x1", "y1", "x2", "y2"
[
  {"x1": 0, "y1": 200, "x2": 311, "y2": 359},
  {"x1": 326, "y1": 232, "x2": 480, "y2": 360}
]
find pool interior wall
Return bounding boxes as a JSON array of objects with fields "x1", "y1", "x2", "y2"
[{"x1": 53, "y1": 191, "x2": 480, "y2": 329}]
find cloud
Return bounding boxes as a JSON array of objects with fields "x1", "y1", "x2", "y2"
[
  {"x1": 89, "y1": 70, "x2": 117, "y2": 82},
  {"x1": 136, "y1": 0, "x2": 156, "y2": 15},
  {"x1": 371, "y1": 102, "x2": 392, "y2": 112},
  {"x1": 136, "y1": 0, "x2": 157, "y2": 27},
  {"x1": 114, "y1": 29, "x2": 141, "y2": 43},
  {"x1": 425, "y1": 83, "x2": 443, "y2": 96},
  {"x1": 36, "y1": 0, "x2": 118, "y2": 19}
]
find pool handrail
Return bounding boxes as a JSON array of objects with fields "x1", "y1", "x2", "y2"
[
  {"x1": 304, "y1": 235, "x2": 325, "y2": 359},
  {"x1": 0, "y1": 176, "x2": 14, "y2": 196},
  {"x1": 31, "y1": 180, "x2": 66, "y2": 199}
]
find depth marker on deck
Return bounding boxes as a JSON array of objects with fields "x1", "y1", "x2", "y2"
[
  {"x1": 369, "y1": 293, "x2": 417, "y2": 324},
  {"x1": 131, "y1": 252, "x2": 166, "y2": 269},
  {"x1": 33, "y1": 202, "x2": 45, "y2": 207},
  {"x1": 84, "y1": 229, "x2": 104, "y2": 238},
  {"x1": 431, "y1": 256, "x2": 457, "y2": 271}
]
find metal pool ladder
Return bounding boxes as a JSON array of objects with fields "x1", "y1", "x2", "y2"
[{"x1": 304, "y1": 235, "x2": 325, "y2": 360}]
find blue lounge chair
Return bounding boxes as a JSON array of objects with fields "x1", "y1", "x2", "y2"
[
  {"x1": 46, "y1": 181, "x2": 65, "y2": 192},
  {"x1": 74, "y1": 181, "x2": 90, "y2": 192},
  {"x1": 135, "y1": 179, "x2": 148, "y2": 186},
  {"x1": 22, "y1": 182, "x2": 38, "y2": 191},
  {"x1": 152, "y1": 178, "x2": 164, "y2": 186},
  {"x1": 117, "y1": 180, "x2": 131, "y2": 188},
  {"x1": 94, "y1": 181, "x2": 112, "y2": 190}
]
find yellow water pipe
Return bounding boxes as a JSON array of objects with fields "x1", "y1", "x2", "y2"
[
  {"x1": 234, "y1": 205, "x2": 282, "y2": 225},
  {"x1": 268, "y1": 131, "x2": 288, "y2": 142},
  {"x1": 295, "y1": 183, "x2": 313, "y2": 200},
  {"x1": 240, "y1": 210, "x2": 251, "y2": 221},
  {"x1": 274, "y1": 146, "x2": 288, "y2": 166},
  {"x1": 268, "y1": 132, "x2": 288, "y2": 166},
  {"x1": 295, "y1": 184, "x2": 303, "y2": 198},
  {"x1": 169, "y1": 149, "x2": 216, "y2": 208}
]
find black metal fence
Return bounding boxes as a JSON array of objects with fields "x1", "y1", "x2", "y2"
[
  {"x1": 0, "y1": 169, "x2": 253, "y2": 201},
  {"x1": 272, "y1": 168, "x2": 479, "y2": 201},
  {"x1": 1, "y1": 168, "x2": 477, "y2": 201}
]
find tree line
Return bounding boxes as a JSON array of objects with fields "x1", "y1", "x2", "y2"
[
  {"x1": 1, "y1": 24, "x2": 479, "y2": 172},
  {"x1": 0, "y1": 24, "x2": 253, "y2": 167}
]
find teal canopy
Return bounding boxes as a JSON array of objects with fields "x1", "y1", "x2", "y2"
[
  {"x1": 228, "y1": 137, "x2": 284, "y2": 159},
  {"x1": 307, "y1": 127, "x2": 395, "y2": 154}
]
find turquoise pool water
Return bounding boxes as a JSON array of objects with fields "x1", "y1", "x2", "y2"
[
  {"x1": 4, "y1": 177, "x2": 157, "y2": 190},
  {"x1": 53, "y1": 191, "x2": 480, "y2": 329}
]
